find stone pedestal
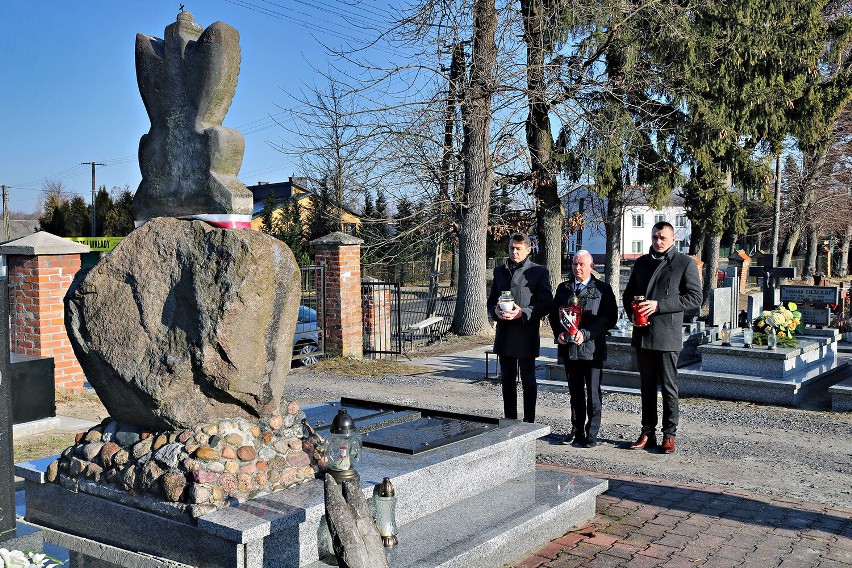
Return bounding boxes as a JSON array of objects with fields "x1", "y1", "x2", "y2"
[
  {"x1": 17, "y1": 402, "x2": 607, "y2": 568},
  {"x1": 311, "y1": 233, "x2": 364, "y2": 358},
  {"x1": 679, "y1": 329, "x2": 849, "y2": 405}
]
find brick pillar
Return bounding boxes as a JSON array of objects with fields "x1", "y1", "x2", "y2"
[
  {"x1": 1, "y1": 233, "x2": 90, "y2": 393},
  {"x1": 311, "y1": 232, "x2": 363, "y2": 358},
  {"x1": 362, "y1": 277, "x2": 391, "y2": 354}
]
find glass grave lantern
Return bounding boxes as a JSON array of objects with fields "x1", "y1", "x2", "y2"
[
  {"x1": 497, "y1": 290, "x2": 514, "y2": 312},
  {"x1": 720, "y1": 322, "x2": 731, "y2": 346},
  {"x1": 374, "y1": 477, "x2": 399, "y2": 547},
  {"x1": 325, "y1": 409, "x2": 363, "y2": 482},
  {"x1": 742, "y1": 326, "x2": 753, "y2": 348}
]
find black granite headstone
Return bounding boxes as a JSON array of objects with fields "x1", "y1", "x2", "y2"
[{"x1": 0, "y1": 278, "x2": 15, "y2": 539}]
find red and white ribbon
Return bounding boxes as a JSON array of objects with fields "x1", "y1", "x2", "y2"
[{"x1": 135, "y1": 214, "x2": 253, "y2": 230}]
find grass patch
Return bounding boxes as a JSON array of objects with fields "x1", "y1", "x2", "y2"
[
  {"x1": 14, "y1": 432, "x2": 73, "y2": 463},
  {"x1": 308, "y1": 357, "x2": 433, "y2": 377}
]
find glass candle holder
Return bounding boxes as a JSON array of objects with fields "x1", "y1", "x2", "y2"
[
  {"x1": 374, "y1": 477, "x2": 398, "y2": 547},
  {"x1": 720, "y1": 322, "x2": 731, "y2": 346},
  {"x1": 498, "y1": 290, "x2": 514, "y2": 312},
  {"x1": 325, "y1": 409, "x2": 362, "y2": 482},
  {"x1": 766, "y1": 331, "x2": 777, "y2": 350},
  {"x1": 742, "y1": 327, "x2": 753, "y2": 348}
]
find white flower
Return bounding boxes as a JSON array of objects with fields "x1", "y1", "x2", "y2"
[{"x1": 0, "y1": 549, "x2": 61, "y2": 568}]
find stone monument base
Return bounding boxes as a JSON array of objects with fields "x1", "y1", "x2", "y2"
[{"x1": 17, "y1": 400, "x2": 607, "y2": 567}]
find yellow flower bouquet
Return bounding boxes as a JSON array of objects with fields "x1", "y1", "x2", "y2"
[{"x1": 752, "y1": 303, "x2": 802, "y2": 347}]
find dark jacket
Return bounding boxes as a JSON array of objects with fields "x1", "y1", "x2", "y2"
[
  {"x1": 487, "y1": 257, "x2": 553, "y2": 358},
  {"x1": 622, "y1": 246, "x2": 703, "y2": 352},
  {"x1": 549, "y1": 275, "x2": 618, "y2": 361}
]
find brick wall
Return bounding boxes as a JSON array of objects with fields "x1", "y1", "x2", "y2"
[{"x1": 9, "y1": 254, "x2": 86, "y2": 392}]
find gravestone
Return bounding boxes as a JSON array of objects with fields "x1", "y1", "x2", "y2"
[
  {"x1": 745, "y1": 292, "x2": 763, "y2": 326},
  {"x1": 709, "y1": 268, "x2": 739, "y2": 329},
  {"x1": 708, "y1": 285, "x2": 735, "y2": 328},
  {"x1": 780, "y1": 285, "x2": 839, "y2": 327},
  {"x1": 0, "y1": 278, "x2": 13, "y2": 540}
]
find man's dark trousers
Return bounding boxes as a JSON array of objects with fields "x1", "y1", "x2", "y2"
[
  {"x1": 500, "y1": 356, "x2": 536, "y2": 422},
  {"x1": 566, "y1": 360, "x2": 603, "y2": 440},
  {"x1": 636, "y1": 348, "x2": 679, "y2": 437}
]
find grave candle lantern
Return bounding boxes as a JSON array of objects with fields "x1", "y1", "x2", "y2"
[
  {"x1": 742, "y1": 327, "x2": 753, "y2": 348},
  {"x1": 374, "y1": 477, "x2": 399, "y2": 547},
  {"x1": 631, "y1": 296, "x2": 650, "y2": 327},
  {"x1": 720, "y1": 322, "x2": 731, "y2": 346},
  {"x1": 766, "y1": 330, "x2": 777, "y2": 350},
  {"x1": 559, "y1": 296, "x2": 583, "y2": 344},
  {"x1": 497, "y1": 291, "x2": 514, "y2": 312},
  {"x1": 325, "y1": 409, "x2": 363, "y2": 482}
]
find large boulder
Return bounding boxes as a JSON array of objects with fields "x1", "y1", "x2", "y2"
[{"x1": 65, "y1": 217, "x2": 301, "y2": 430}]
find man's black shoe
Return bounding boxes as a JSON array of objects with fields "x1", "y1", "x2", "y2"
[{"x1": 584, "y1": 439, "x2": 598, "y2": 448}]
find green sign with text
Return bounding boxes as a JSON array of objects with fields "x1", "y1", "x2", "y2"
[{"x1": 67, "y1": 237, "x2": 123, "y2": 252}]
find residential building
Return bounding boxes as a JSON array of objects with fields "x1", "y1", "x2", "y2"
[
  {"x1": 563, "y1": 189, "x2": 692, "y2": 262},
  {"x1": 246, "y1": 177, "x2": 361, "y2": 234}
]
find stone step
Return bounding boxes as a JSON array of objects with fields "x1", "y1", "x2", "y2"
[{"x1": 306, "y1": 467, "x2": 607, "y2": 568}]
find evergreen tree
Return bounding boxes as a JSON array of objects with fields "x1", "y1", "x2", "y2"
[
  {"x1": 94, "y1": 185, "x2": 111, "y2": 236},
  {"x1": 307, "y1": 179, "x2": 338, "y2": 240},
  {"x1": 65, "y1": 196, "x2": 91, "y2": 237},
  {"x1": 668, "y1": 0, "x2": 842, "y2": 302},
  {"x1": 103, "y1": 188, "x2": 135, "y2": 237}
]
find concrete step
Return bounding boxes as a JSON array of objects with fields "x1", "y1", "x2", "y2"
[{"x1": 307, "y1": 467, "x2": 607, "y2": 568}]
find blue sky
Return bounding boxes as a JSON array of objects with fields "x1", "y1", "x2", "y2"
[{"x1": 0, "y1": 1, "x2": 392, "y2": 214}]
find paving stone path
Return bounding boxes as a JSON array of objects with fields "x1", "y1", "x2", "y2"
[{"x1": 515, "y1": 466, "x2": 852, "y2": 568}]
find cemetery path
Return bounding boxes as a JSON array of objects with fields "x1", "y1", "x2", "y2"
[{"x1": 287, "y1": 352, "x2": 852, "y2": 510}]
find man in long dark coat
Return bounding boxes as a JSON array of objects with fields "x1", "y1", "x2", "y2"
[
  {"x1": 487, "y1": 234, "x2": 553, "y2": 423},
  {"x1": 549, "y1": 250, "x2": 617, "y2": 448},
  {"x1": 622, "y1": 221, "x2": 702, "y2": 454}
]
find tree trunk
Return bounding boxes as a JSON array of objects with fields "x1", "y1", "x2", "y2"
[
  {"x1": 603, "y1": 193, "x2": 624, "y2": 297},
  {"x1": 452, "y1": 0, "x2": 497, "y2": 336},
  {"x1": 838, "y1": 223, "x2": 852, "y2": 278},
  {"x1": 779, "y1": 225, "x2": 801, "y2": 267},
  {"x1": 804, "y1": 225, "x2": 819, "y2": 277},
  {"x1": 689, "y1": 222, "x2": 704, "y2": 258},
  {"x1": 701, "y1": 232, "x2": 721, "y2": 308},
  {"x1": 522, "y1": 0, "x2": 563, "y2": 292}
]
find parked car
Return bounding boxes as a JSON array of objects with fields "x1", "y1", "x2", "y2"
[{"x1": 293, "y1": 305, "x2": 322, "y2": 366}]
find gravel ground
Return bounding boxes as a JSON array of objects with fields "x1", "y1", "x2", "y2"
[{"x1": 285, "y1": 363, "x2": 852, "y2": 509}]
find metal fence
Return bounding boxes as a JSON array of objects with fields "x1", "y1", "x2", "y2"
[
  {"x1": 293, "y1": 265, "x2": 325, "y2": 365},
  {"x1": 362, "y1": 280, "x2": 402, "y2": 357}
]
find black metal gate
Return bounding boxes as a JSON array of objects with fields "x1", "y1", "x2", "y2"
[
  {"x1": 362, "y1": 279, "x2": 402, "y2": 357},
  {"x1": 293, "y1": 265, "x2": 325, "y2": 365}
]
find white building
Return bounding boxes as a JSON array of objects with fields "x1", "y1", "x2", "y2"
[{"x1": 564, "y1": 189, "x2": 692, "y2": 262}]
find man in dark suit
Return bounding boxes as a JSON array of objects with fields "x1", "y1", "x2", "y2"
[
  {"x1": 622, "y1": 221, "x2": 702, "y2": 454},
  {"x1": 549, "y1": 250, "x2": 617, "y2": 448},
  {"x1": 487, "y1": 234, "x2": 553, "y2": 423}
]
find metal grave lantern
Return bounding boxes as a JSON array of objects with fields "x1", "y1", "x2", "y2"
[
  {"x1": 325, "y1": 409, "x2": 363, "y2": 482},
  {"x1": 559, "y1": 295, "x2": 583, "y2": 343},
  {"x1": 374, "y1": 477, "x2": 399, "y2": 547}
]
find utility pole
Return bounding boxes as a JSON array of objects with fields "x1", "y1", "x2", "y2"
[
  {"x1": 1, "y1": 185, "x2": 8, "y2": 242},
  {"x1": 82, "y1": 162, "x2": 105, "y2": 236}
]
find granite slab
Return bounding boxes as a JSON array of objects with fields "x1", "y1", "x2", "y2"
[
  {"x1": 829, "y1": 377, "x2": 852, "y2": 412},
  {"x1": 16, "y1": 415, "x2": 551, "y2": 568},
  {"x1": 307, "y1": 467, "x2": 607, "y2": 568}
]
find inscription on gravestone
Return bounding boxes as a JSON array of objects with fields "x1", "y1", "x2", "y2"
[{"x1": 780, "y1": 285, "x2": 839, "y2": 326}]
